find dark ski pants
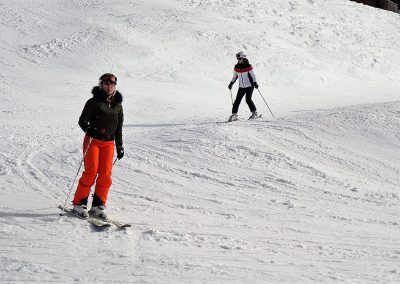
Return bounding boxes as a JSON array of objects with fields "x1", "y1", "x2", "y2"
[{"x1": 232, "y1": 86, "x2": 256, "y2": 114}]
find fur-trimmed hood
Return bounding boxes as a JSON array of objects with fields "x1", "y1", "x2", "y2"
[{"x1": 91, "y1": 86, "x2": 123, "y2": 104}]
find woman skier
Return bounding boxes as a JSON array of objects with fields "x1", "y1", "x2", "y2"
[
  {"x1": 228, "y1": 51, "x2": 259, "y2": 122},
  {"x1": 72, "y1": 73, "x2": 124, "y2": 219}
]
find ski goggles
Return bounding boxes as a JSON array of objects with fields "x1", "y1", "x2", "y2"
[{"x1": 101, "y1": 79, "x2": 117, "y2": 85}]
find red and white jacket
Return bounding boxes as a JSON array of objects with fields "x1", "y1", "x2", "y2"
[{"x1": 231, "y1": 60, "x2": 257, "y2": 88}]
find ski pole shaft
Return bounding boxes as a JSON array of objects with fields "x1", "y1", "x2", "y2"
[
  {"x1": 113, "y1": 157, "x2": 118, "y2": 165},
  {"x1": 229, "y1": 89, "x2": 234, "y2": 106},
  {"x1": 59, "y1": 137, "x2": 93, "y2": 217},
  {"x1": 257, "y1": 89, "x2": 275, "y2": 118}
]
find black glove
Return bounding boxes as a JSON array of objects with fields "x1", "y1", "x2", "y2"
[
  {"x1": 254, "y1": 82, "x2": 259, "y2": 89},
  {"x1": 116, "y1": 146, "x2": 124, "y2": 160},
  {"x1": 228, "y1": 82, "x2": 234, "y2": 90}
]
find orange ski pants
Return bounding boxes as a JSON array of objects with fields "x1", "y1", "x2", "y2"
[{"x1": 73, "y1": 136, "x2": 114, "y2": 206}]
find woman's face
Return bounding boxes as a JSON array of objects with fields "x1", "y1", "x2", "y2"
[
  {"x1": 237, "y1": 57, "x2": 244, "y2": 63},
  {"x1": 101, "y1": 80, "x2": 116, "y2": 95}
]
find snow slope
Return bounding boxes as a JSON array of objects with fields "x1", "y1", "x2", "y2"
[{"x1": 1, "y1": 0, "x2": 400, "y2": 283}]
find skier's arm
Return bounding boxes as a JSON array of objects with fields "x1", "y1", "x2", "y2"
[
  {"x1": 228, "y1": 71, "x2": 238, "y2": 89},
  {"x1": 78, "y1": 98, "x2": 95, "y2": 132},
  {"x1": 249, "y1": 69, "x2": 259, "y2": 88},
  {"x1": 231, "y1": 70, "x2": 238, "y2": 83},
  {"x1": 249, "y1": 69, "x2": 257, "y2": 83},
  {"x1": 114, "y1": 106, "x2": 124, "y2": 147}
]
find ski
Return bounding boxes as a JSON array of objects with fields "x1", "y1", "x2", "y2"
[
  {"x1": 58, "y1": 205, "x2": 111, "y2": 228},
  {"x1": 217, "y1": 114, "x2": 262, "y2": 123},
  {"x1": 216, "y1": 120, "x2": 238, "y2": 123},
  {"x1": 89, "y1": 214, "x2": 132, "y2": 229}
]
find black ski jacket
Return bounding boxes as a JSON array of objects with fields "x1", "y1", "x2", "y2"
[{"x1": 78, "y1": 86, "x2": 124, "y2": 147}]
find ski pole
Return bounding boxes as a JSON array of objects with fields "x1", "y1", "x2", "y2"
[
  {"x1": 113, "y1": 157, "x2": 118, "y2": 165},
  {"x1": 256, "y1": 89, "x2": 275, "y2": 118},
  {"x1": 229, "y1": 89, "x2": 234, "y2": 106},
  {"x1": 59, "y1": 137, "x2": 93, "y2": 217}
]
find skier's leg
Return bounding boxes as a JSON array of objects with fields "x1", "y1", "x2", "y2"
[
  {"x1": 73, "y1": 137, "x2": 100, "y2": 205},
  {"x1": 92, "y1": 140, "x2": 114, "y2": 206},
  {"x1": 232, "y1": 88, "x2": 246, "y2": 114},
  {"x1": 245, "y1": 87, "x2": 257, "y2": 112}
]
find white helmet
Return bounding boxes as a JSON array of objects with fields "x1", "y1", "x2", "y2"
[{"x1": 236, "y1": 51, "x2": 247, "y2": 59}]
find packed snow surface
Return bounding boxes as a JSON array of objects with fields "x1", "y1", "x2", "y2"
[{"x1": 1, "y1": 0, "x2": 400, "y2": 283}]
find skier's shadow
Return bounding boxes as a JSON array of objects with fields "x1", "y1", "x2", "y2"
[
  {"x1": 0, "y1": 210, "x2": 110, "y2": 232},
  {"x1": 0, "y1": 207, "x2": 57, "y2": 218}
]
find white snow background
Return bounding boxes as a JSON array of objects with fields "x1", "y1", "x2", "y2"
[{"x1": 1, "y1": 0, "x2": 400, "y2": 283}]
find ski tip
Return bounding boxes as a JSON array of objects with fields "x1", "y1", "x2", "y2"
[{"x1": 96, "y1": 223, "x2": 112, "y2": 228}]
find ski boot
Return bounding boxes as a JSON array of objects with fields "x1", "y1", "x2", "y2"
[
  {"x1": 72, "y1": 204, "x2": 89, "y2": 218},
  {"x1": 248, "y1": 111, "x2": 259, "y2": 120},
  {"x1": 228, "y1": 113, "x2": 238, "y2": 122},
  {"x1": 89, "y1": 205, "x2": 108, "y2": 220}
]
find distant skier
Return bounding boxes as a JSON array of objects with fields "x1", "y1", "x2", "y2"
[
  {"x1": 72, "y1": 73, "x2": 124, "y2": 219},
  {"x1": 228, "y1": 51, "x2": 259, "y2": 122}
]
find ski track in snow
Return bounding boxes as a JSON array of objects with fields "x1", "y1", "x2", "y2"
[
  {"x1": 4, "y1": 103, "x2": 397, "y2": 283},
  {"x1": 1, "y1": 0, "x2": 400, "y2": 283},
  {"x1": 117, "y1": 103, "x2": 400, "y2": 283},
  {"x1": 2, "y1": 102, "x2": 400, "y2": 282}
]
